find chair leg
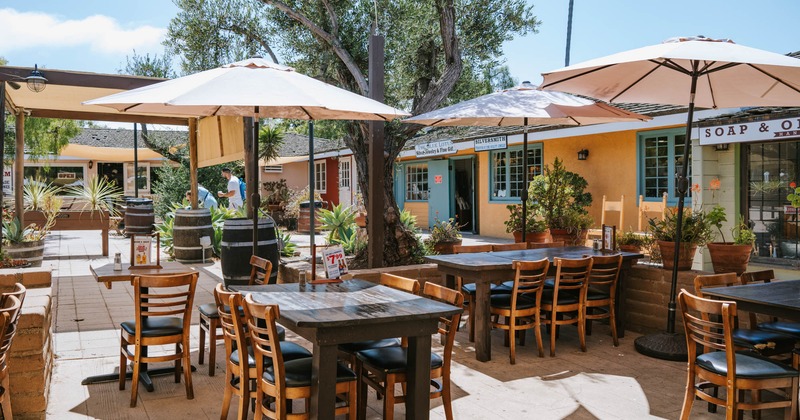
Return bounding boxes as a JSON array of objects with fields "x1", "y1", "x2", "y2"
[
  {"x1": 198, "y1": 319, "x2": 206, "y2": 366},
  {"x1": 119, "y1": 337, "x2": 127, "y2": 391},
  {"x1": 549, "y1": 311, "x2": 557, "y2": 357},
  {"x1": 0, "y1": 374, "x2": 11, "y2": 420},
  {"x1": 468, "y1": 298, "x2": 476, "y2": 342},
  {"x1": 356, "y1": 362, "x2": 368, "y2": 420},
  {"x1": 679, "y1": 366, "x2": 696, "y2": 420},
  {"x1": 509, "y1": 317, "x2": 517, "y2": 364},
  {"x1": 130, "y1": 353, "x2": 141, "y2": 407},
  {"x1": 220, "y1": 369, "x2": 233, "y2": 420},
  {"x1": 534, "y1": 313, "x2": 544, "y2": 358},
  {"x1": 175, "y1": 343, "x2": 182, "y2": 383},
  {"x1": 208, "y1": 320, "x2": 218, "y2": 376},
  {"x1": 609, "y1": 303, "x2": 619, "y2": 347},
  {"x1": 578, "y1": 308, "x2": 587, "y2": 353},
  {"x1": 347, "y1": 380, "x2": 357, "y2": 420},
  {"x1": 383, "y1": 375, "x2": 395, "y2": 420},
  {"x1": 235, "y1": 375, "x2": 248, "y2": 420},
  {"x1": 183, "y1": 340, "x2": 194, "y2": 400},
  {"x1": 442, "y1": 370, "x2": 454, "y2": 420}
]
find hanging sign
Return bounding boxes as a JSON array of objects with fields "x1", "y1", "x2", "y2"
[
  {"x1": 434, "y1": 175, "x2": 443, "y2": 184},
  {"x1": 322, "y1": 245, "x2": 348, "y2": 279},
  {"x1": 700, "y1": 118, "x2": 800, "y2": 145},
  {"x1": 2, "y1": 167, "x2": 11, "y2": 195},
  {"x1": 474, "y1": 135, "x2": 508, "y2": 151},
  {"x1": 415, "y1": 140, "x2": 455, "y2": 158}
]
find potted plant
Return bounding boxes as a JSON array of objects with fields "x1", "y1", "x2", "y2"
[
  {"x1": 424, "y1": 217, "x2": 463, "y2": 255},
  {"x1": 504, "y1": 204, "x2": 548, "y2": 243},
  {"x1": 528, "y1": 158, "x2": 593, "y2": 245},
  {"x1": 3, "y1": 196, "x2": 61, "y2": 267},
  {"x1": 649, "y1": 208, "x2": 713, "y2": 270},
  {"x1": 617, "y1": 230, "x2": 652, "y2": 253},
  {"x1": 705, "y1": 205, "x2": 756, "y2": 275}
]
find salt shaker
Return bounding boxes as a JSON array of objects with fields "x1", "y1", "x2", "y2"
[
  {"x1": 592, "y1": 239, "x2": 601, "y2": 251},
  {"x1": 113, "y1": 253, "x2": 122, "y2": 271},
  {"x1": 298, "y1": 270, "x2": 306, "y2": 289}
]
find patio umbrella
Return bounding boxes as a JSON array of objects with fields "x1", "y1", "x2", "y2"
[
  {"x1": 541, "y1": 36, "x2": 800, "y2": 360},
  {"x1": 85, "y1": 58, "x2": 409, "y2": 279},
  {"x1": 404, "y1": 81, "x2": 650, "y2": 241}
]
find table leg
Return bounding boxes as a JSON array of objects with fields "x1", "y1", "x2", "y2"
[
  {"x1": 406, "y1": 333, "x2": 432, "y2": 420},
  {"x1": 443, "y1": 273, "x2": 455, "y2": 290},
  {"x1": 310, "y1": 343, "x2": 338, "y2": 420},
  {"x1": 616, "y1": 261, "x2": 632, "y2": 339},
  {"x1": 474, "y1": 280, "x2": 491, "y2": 362}
]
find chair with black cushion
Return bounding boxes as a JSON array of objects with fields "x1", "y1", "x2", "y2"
[
  {"x1": 490, "y1": 259, "x2": 549, "y2": 363},
  {"x1": 337, "y1": 273, "x2": 419, "y2": 368},
  {"x1": 741, "y1": 270, "x2": 800, "y2": 339},
  {"x1": 694, "y1": 273, "x2": 796, "y2": 356},
  {"x1": 583, "y1": 254, "x2": 623, "y2": 347},
  {"x1": 0, "y1": 294, "x2": 21, "y2": 419},
  {"x1": 453, "y1": 244, "x2": 496, "y2": 342},
  {"x1": 678, "y1": 289, "x2": 798, "y2": 419},
  {"x1": 216, "y1": 284, "x2": 311, "y2": 420},
  {"x1": 119, "y1": 272, "x2": 198, "y2": 407},
  {"x1": 198, "y1": 255, "x2": 273, "y2": 376},
  {"x1": 356, "y1": 282, "x2": 464, "y2": 420},
  {"x1": 540, "y1": 257, "x2": 593, "y2": 357},
  {"x1": 243, "y1": 294, "x2": 357, "y2": 419}
]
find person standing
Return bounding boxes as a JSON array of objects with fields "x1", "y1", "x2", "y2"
[
  {"x1": 217, "y1": 168, "x2": 243, "y2": 210},
  {"x1": 186, "y1": 185, "x2": 218, "y2": 210}
]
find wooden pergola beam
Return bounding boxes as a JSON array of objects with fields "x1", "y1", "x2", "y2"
[{"x1": 27, "y1": 109, "x2": 188, "y2": 126}]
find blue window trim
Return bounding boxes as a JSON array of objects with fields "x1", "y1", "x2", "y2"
[
  {"x1": 400, "y1": 160, "x2": 430, "y2": 202},
  {"x1": 636, "y1": 128, "x2": 690, "y2": 207},
  {"x1": 489, "y1": 144, "x2": 543, "y2": 203}
]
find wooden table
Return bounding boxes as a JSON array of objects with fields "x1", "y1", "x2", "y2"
[
  {"x1": 84, "y1": 261, "x2": 196, "y2": 390},
  {"x1": 425, "y1": 246, "x2": 643, "y2": 362},
  {"x1": 233, "y1": 279, "x2": 462, "y2": 420},
  {"x1": 702, "y1": 279, "x2": 800, "y2": 321}
]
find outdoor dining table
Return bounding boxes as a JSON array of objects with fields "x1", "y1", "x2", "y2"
[
  {"x1": 232, "y1": 278, "x2": 462, "y2": 420},
  {"x1": 84, "y1": 260, "x2": 197, "y2": 390},
  {"x1": 425, "y1": 246, "x2": 643, "y2": 362},
  {"x1": 702, "y1": 279, "x2": 800, "y2": 321}
]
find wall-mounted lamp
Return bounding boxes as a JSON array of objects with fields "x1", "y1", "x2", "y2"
[
  {"x1": 577, "y1": 149, "x2": 589, "y2": 160},
  {"x1": 714, "y1": 143, "x2": 730, "y2": 151},
  {"x1": 88, "y1": 160, "x2": 94, "y2": 169},
  {"x1": 25, "y1": 64, "x2": 47, "y2": 93}
]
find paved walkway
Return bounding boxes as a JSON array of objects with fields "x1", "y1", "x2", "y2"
[{"x1": 40, "y1": 230, "x2": 792, "y2": 419}]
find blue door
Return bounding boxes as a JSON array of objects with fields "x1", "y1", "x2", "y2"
[{"x1": 427, "y1": 160, "x2": 451, "y2": 228}]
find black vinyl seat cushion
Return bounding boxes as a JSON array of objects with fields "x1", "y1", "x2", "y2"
[
  {"x1": 197, "y1": 303, "x2": 286, "y2": 340},
  {"x1": 758, "y1": 321, "x2": 800, "y2": 338},
  {"x1": 695, "y1": 351, "x2": 798, "y2": 379},
  {"x1": 121, "y1": 317, "x2": 183, "y2": 337},
  {"x1": 489, "y1": 294, "x2": 538, "y2": 310},
  {"x1": 495, "y1": 281, "x2": 546, "y2": 294},
  {"x1": 540, "y1": 289, "x2": 579, "y2": 306},
  {"x1": 230, "y1": 342, "x2": 312, "y2": 367},
  {"x1": 586, "y1": 287, "x2": 611, "y2": 301},
  {"x1": 263, "y1": 358, "x2": 356, "y2": 388},
  {"x1": 356, "y1": 346, "x2": 443, "y2": 374},
  {"x1": 338, "y1": 338, "x2": 401, "y2": 353},
  {"x1": 460, "y1": 283, "x2": 500, "y2": 295},
  {"x1": 732, "y1": 328, "x2": 796, "y2": 353}
]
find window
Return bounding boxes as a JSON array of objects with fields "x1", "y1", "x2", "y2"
[
  {"x1": 124, "y1": 162, "x2": 150, "y2": 194},
  {"x1": 339, "y1": 160, "x2": 351, "y2": 188},
  {"x1": 490, "y1": 145, "x2": 543, "y2": 200},
  {"x1": 263, "y1": 165, "x2": 282, "y2": 173},
  {"x1": 405, "y1": 164, "x2": 428, "y2": 201},
  {"x1": 638, "y1": 129, "x2": 690, "y2": 203},
  {"x1": 314, "y1": 161, "x2": 326, "y2": 192},
  {"x1": 23, "y1": 165, "x2": 85, "y2": 190}
]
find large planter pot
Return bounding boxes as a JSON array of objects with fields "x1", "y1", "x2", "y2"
[
  {"x1": 512, "y1": 230, "x2": 548, "y2": 243},
  {"x1": 707, "y1": 242, "x2": 753, "y2": 275},
  {"x1": 550, "y1": 228, "x2": 588, "y2": 246},
  {"x1": 5, "y1": 239, "x2": 45, "y2": 267},
  {"x1": 657, "y1": 240, "x2": 698, "y2": 271},
  {"x1": 433, "y1": 239, "x2": 462, "y2": 255}
]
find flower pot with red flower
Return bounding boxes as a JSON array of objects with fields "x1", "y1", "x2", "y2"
[
  {"x1": 706, "y1": 205, "x2": 755, "y2": 275},
  {"x1": 649, "y1": 208, "x2": 712, "y2": 270},
  {"x1": 504, "y1": 204, "x2": 548, "y2": 243},
  {"x1": 425, "y1": 217, "x2": 463, "y2": 255}
]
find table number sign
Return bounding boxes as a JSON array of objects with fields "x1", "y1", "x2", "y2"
[
  {"x1": 602, "y1": 224, "x2": 616, "y2": 252},
  {"x1": 130, "y1": 233, "x2": 161, "y2": 268},
  {"x1": 321, "y1": 245, "x2": 348, "y2": 279}
]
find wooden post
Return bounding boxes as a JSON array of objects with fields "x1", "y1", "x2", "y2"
[
  {"x1": 243, "y1": 116, "x2": 255, "y2": 219},
  {"x1": 188, "y1": 118, "x2": 198, "y2": 209},
  {"x1": 0, "y1": 83, "x2": 5, "y2": 252},
  {"x1": 14, "y1": 109, "x2": 24, "y2": 226},
  {"x1": 367, "y1": 31, "x2": 385, "y2": 269}
]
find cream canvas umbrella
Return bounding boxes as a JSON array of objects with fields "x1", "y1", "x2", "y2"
[
  {"x1": 86, "y1": 58, "x2": 409, "y2": 279},
  {"x1": 541, "y1": 36, "x2": 800, "y2": 360},
  {"x1": 405, "y1": 81, "x2": 650, "y2": 240}
]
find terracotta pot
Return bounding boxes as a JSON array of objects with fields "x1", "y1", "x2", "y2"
[
  {"x1": 433, "y1": 239, "x2": 462, "y2": 255},
  {"x1": 355, "y1": 213, "x2": 367, "y2": 228},
  {"x1": 5, "y1": 239, "x2": 45, "y2": 268},
  {"x1": 707, "y1": 242, "x2": 753, "y2": 275},
  {"x1": 618, "y1": 244, "x2": 641, "y2": 264},
  {"x1": 657, "y1": 240, "x2": 698, "y2": 271},
  {"x1": 512, "y1": 230, "x2": 548, "y2": 243},
  {"x1": 550, "y1": 228, "x2": 588, "y2": 246}
]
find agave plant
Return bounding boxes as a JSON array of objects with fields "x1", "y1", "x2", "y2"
[
  {"x1": 277, "y1": 228, "x2": 297, "y2": 257},
  {"x1": 23, "y1": 177, "x2": 61, "y2": 211},
  {"x1": 65, "y1": 176, "x2": 123, "y2": 217},
  {"x1": 317, "y1": 203, "x2": 356, "y2": 244}
]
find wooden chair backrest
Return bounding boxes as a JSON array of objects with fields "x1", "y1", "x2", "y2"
[
  {"x1": 600, "y1": 195, "x2": 625, "y2": 228},
  {"x1": 552, "y1": 257, "x2": 593, "y2": 295},
  {"x1": 740, "y1": 270, "x2": 779, "y2": 327},
  {"x1": 132, "y1": 273, "x2": 198, "y2": 341},
  {"x1": 586, "y1": 254, "x2": 623, "y2": 293},
  {"x1": 510, "y1": 259, "x2": 549, "y2": 304},
  {"x1": 249, "y1": 255, "x2": 272, "y2": 286},
  {"x1": 693, "y1": 273, "x2": 739, "y2": 298},
  {"x1": 0, "y1": 295, "x2": 20, "y2": 367},
  {"x1": 214, "y1": 284, "x2": 247, "y2": 361},
  {"x1": 679, "y1": 289, "x2": 735, "y2": 357},
  {"x1": 379, "y1": 273, "x2": 420, "y2": 295},
  {"x1": 242, "y1": 294, "x2": 285, "y2": 416},
  {"x1": 638, "y1": 192, "x2": 669, "y2": 231},
  {"x1": 453, "y1": 244, "x2": 493, "y2": 254},
  {"x1": 492, "y1": 243, "x2": 528, "y2": 252},
  {"x1": 529, "y1": 241, "x2": 565, "y2": 249},
  {"x1": 422, "y1": 282, "x2": 464, "y2": 369},
  {"x1": 0, "y1": 283, "x2": 25, "y2": 330}
]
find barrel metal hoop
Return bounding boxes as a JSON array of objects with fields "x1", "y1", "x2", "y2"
[
  {"x1": 220, "y1": 240, "x2": 277, "y2": 247},
  {"x1": 173, "y1": 225, "x2": 213, "y2": 230}
]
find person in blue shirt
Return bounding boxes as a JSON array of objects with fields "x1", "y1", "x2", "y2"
[{"x1": 186, "y1": 185, "x2": 218, "y2": 209}]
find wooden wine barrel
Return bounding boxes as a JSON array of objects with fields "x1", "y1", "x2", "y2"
[
  {"x1": 124, "y1": 198, "x2": 154, "y2": 235},
  {"x1": 297, "y1": 201, "x2": 323, "y2": 233},
  {"x1": 220, "y1": 217, "x2": 279, "y2": 287},
  {"x1": 173, "y1": 208, "x2": 214, "y2": 263},
  {"x1": 5, "y1": 239, "x2": 45, "y2": 267}
]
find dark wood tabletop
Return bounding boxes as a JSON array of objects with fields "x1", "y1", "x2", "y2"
[
  {"x1": 425, "y1": 246, "x2": 643, "y2": 268},
  {"x1": 90, "y1": 261, "x2": 195, "y2": 288},
  {"x1": 702, "y1": 279, "x2": 800, "y2": 321}
]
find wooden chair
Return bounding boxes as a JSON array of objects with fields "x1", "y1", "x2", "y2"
[
  {"x1": 0, "y1": 294, "x2": 21, "y2": 420},
  {"x1": 453, "y1": 244, "x2": 495, "y2": 342},
  {"x1": 678, "y1": 289, "x2": 798, "y2": 420},
  {"x1": 199, "y1": 255, "x2": 272, "y2": 376},
  {"x1": 540, "y1": 257, "x2": 593, "y2": 357},
  {"x1": 490, "y1": 259, "x2": 549, "y2": 363},
  {"x1": 589, "y1": 195, "x2": 625, "y2": 239},
  {"x1": 217, "y1": 285, "x2": 311, "y2": 420},
  {"x1": 528, "y1": 241, "x2": 566, "y2": 249},
  {"x1": 583, "y1": 254, "x2": 623, "y2": 347},
  {"x1": 637, "y1": 192, "x2": 668, "y2": 232},
  {"x1": 491, "y1": 243, "x2": 528, "y2": 252},
  {"x1": 356, "y1": 282, "x2": 464, "y2": 420},
  {"x1": 119, "y1": 272, "x2": 198, "y2": 407},
  {"x1": 740, "y1": 270, "x2": 800, "y2": 339},
  {"x1": 243, "y1": 294, "x2": 358, "y2": 419}
]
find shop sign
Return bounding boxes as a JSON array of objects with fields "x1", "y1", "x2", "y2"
[
  {"x1": 415, "y1": 140, "x2": 455, "y2": 157},
  {"x1": 2, "y1": 167, "x2": 11, "y2": 195},
  {"x1": 474, "y1": 135, "x2": 507, "y2": 151},
  {"x1": 700, "y1": 118, "x2": 800, "y2": 145}
]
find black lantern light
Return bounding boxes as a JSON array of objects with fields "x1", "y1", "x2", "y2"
[
  {"x1": 25, "y1": 64, "x2": 47, "y2": 93},
  {"x1": 577, "y1": 149, "x2": 589, "y2": 160}
]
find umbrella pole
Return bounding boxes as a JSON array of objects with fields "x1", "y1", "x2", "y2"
[
  {"x1": 133, "y1": 124, "x2": 138, "y2": 198},
  {"x1": 521, "y1": 120, "x2": 529, "y2": 242},
  {"x1": 309, "y1": 122, "x2": 316, "y2": 281},
  {"x1": 251, "y1": 112, "x2": 260, "y2": 262}
]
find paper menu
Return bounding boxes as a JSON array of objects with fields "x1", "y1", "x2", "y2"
[{"x1": 321, "y1": 246, "x2": 348, "y2": 279}]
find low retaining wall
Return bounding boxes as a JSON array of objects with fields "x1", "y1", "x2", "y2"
[{"x1": 0, "y1": 268, "x2": 53, "y2": 420}]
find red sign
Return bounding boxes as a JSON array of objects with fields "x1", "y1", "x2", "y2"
[{"x1": 434, "y1": 175, "x2": 443, "y2": 184}]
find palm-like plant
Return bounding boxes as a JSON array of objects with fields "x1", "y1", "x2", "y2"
[
  {"x1": 23, "y1": 177, "x2": 61, "y2": 211},
  {"x1": 64, "y1": 176, "x2": 123, "y2": 217},
  {"x1": 258, "y1": 123, "x2": 285, "y2": 163},
  {"x1": 317, "y1": 204, "x2": 357, "y2": 244}
]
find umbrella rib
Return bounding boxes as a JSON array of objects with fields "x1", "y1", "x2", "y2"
[
  {"x1": 211, "y1": 105, "x2": 223, "y2": 116},
  {"x1": 658, "y1": 59, "x2": 693, "y2": 76},
  {"x1": 746, "y1": 64, "x2": 800, "y2": 95},
  {"x1": 609, "y1": 62, "x2": 665, "y2": 103},
  {"x1": 122, "y1": 104, "x2": 141, "y2": 112},
  {"x1": 540, "y1": 63, "x2": 618, "y2": 89},
  {"x1": 299, "y1": 106, "x2": 313, "y2": 119}
]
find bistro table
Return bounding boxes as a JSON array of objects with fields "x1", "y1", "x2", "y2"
[
  {"x1": 702, "y1": 279, "x2": 800, "y2": 321},
  {"x1": 425, "y1": 246, "x2": 643, "y2": 362},
  {"x1": 84, "y1": 261, "x2": 197, "y2": 390},
  {"x1": 232, "y1": 279, "x2": 462, "y2": 420}
]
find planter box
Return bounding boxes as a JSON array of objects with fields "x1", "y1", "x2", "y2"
[
  {"x1": 25, "y1": 210, "x2": 110, "y2": 256},
  {"x1": 433, "y1": 240, "x2": 462, "y2": 255}
]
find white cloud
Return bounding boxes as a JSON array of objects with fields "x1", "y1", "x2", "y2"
[{"x1": 0, "y1": 8, "x2": 166, "y2": 55}]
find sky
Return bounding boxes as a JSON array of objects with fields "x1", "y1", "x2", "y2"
[{"x1": 2, "y1": 1, "x2": 800, "y2": 98}]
